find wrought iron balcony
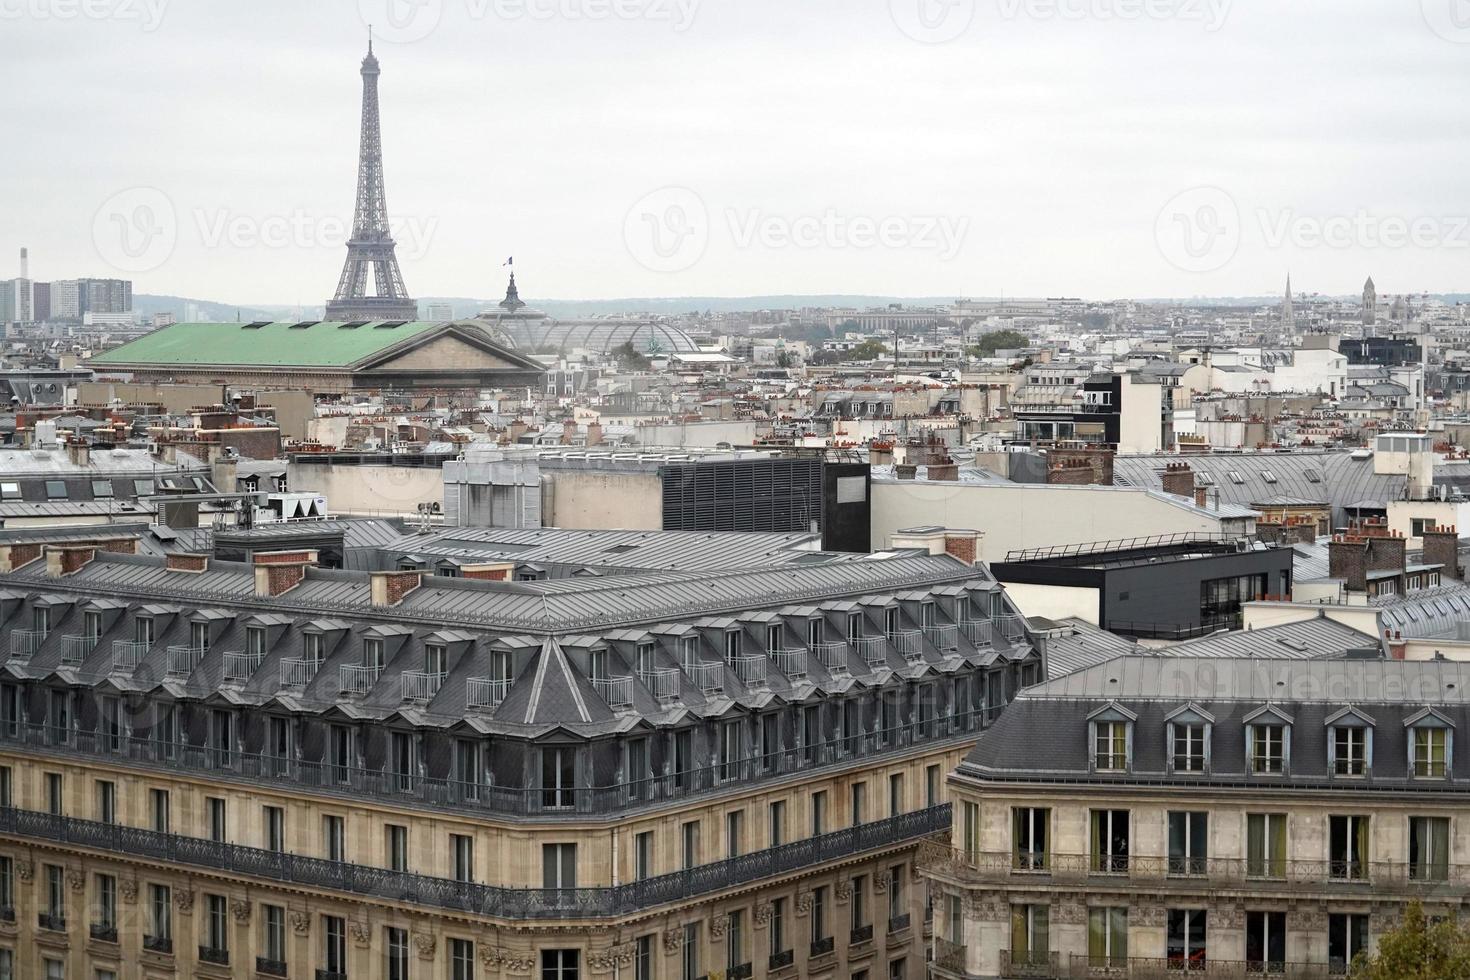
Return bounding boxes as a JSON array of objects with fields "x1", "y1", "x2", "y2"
[
  {"x1": 0, "y1": 801, "x2": 949, "y2": 921},
  {"x1": 727, "y1": 962, "x2": 753, "y2": 980},
  {"x1": 592, "y1": 675, "x2": 634, "y2": 710},
  {"x1": 727, "y1": 654, "x2": 767, "y2": 687},
  {"x1": 958, "y1": 618, "x2": 994, "y2": 648},
  {"x1": 810, "y1": 936, "x2": 835, "y2": 957},
  {"x1": 315, "y1": 972, "x2": 347, "y2": 980},
  {"x1": 682, "y1": 660, "x2": 724, "y2": 696},
  {"x1": 9, "y1": 628, "x2": 46, "y2": 662},
  {"x1": 90, "y1": 921, "x2": 118, "y2": 942},
  {"x1": 280, "y1": 657, "x2": 320, "y2": 687},
  {"x1": 767, "y1": 647, "x2": 807, "y2": 680},
  {"x1": 889, "y1": 629, "x2": 922, "y2": 656},
  {"x1": 60, "y1": 633, "x2": 96, "y2": 665},
  {"x1": 0, "y1": 906, "x2": 12, "y2": 922},
  {"x1": 887, "y1": 913, "x2": 911, "y2": 933},
  {"x1": 199, "y1": 945, "x2": 230, "y2": 965},
  {"x1": 466, "y1": 676, "x2": 511, "y2": 710},
  {"x1": 853, "y1": 635, "x2": 888, "y2": 668},
  {"x1": 37, "y1": 910, "x2": 65, "y2": 931},
  {"x1": 1064, "y1": 954, "x2": 1340, "y2": 978},
  {"x1": 998, "y1": 950, "x2": 1058, "y2": 978},
  {"x1": 400, "y1": 670, "x2": 445, "y2": 703},
  {"x1": 256, "y1": 958, "x2": 288, "y2": 977},
  {"x1": 165, "y1": 644, "x2": 206, "y2": 678},
  {"x1": 111, "y1": 639, "x2": 148, "y2": 673},
  {"x1": 638, "y1": 666, "x2": 680, "y2": 701},
  {"x1": 934, "y1": 938, "x2": 966, "y2": 975},
  {"x1": 811, "y1": 640, "x2": 849, "y2": 674},
  {"x1": 223, "y1": 651, "x2": 263, "y2": 683},
  {"x1": 143, "y1": 934, "x2": 173, "y2": 953},
  {"x1": 996, "y1": 613, "x2": 1028, "y2": 642},
  {"x1": 339, "y1": 663, "x2": 381, "y2": 696},
  {"x1": 850, "y1": 923, "x2": 873, "y2": 945},
  {"x1": 923, "y1": 624, "x2": 959, "y2": 651},
  {"x1": 768, "y1": 949, "x2": 795, "y2": 971}
]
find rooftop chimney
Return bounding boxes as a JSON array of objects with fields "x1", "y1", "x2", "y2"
[
  {"x1": 1422, "y1": 523, "x2": 1461, "y2": 581},
  {"x1": 252, "y1": 549, "x2": 318, "y2": 597},
  {"x1": 44, "y1": 545, "x2": 95, "y2": 578},
  {"x1": 371, "y1": 570, "x2": 422, "y2": 607},
  {"x1": 1159, "y1": 461, "x2": 1194, "y2": 499}
]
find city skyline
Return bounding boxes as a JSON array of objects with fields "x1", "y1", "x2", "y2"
[{"x1": 3, "y1": 0, "x2": 1469, "y2": 306}]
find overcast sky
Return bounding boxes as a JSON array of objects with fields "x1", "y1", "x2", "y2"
[{"x1": 4, "y1": 0, "x2": 1469, "y2": 305}]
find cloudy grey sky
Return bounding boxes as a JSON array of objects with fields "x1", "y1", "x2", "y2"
[{"x1": 3, "y1": 0, "x2": 1469, "y2": 305}]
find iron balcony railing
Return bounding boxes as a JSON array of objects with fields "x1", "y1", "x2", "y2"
[
  {"x1": 143, "y1": 934, "x2": 172, "y2": 954},
  {"x1": 466, "y1": 677, "x2": 512, "y2": 710},
  {"x1": 1065, "y1": 954, "x2": 1343, "y2": 979},
  {"x1": 682, "y1": 660, "x2": 724, "y2": 696},
  {"x1": 8, "y1": 629, "x2": 46, "y2": 663},
  {"x1": 923, "y1": 624, "x2": 959, "y2": 652},
  {"x1": 199, "y1": 945, "x2": 229, "y2": 966},
  {"x1": 592, "y1": 676, "x2": 633, "y2": 710},
  {"x1": 110, "y1": 639, "x2": 148, "y2": 673},
  {"x1": 280, "y1": 658, "x2": 321, "y2": 687},
  {"x1": 919, "y1": 844, "x2": 1465, "y2": 896},
  {"x1": 165, "y1": 645, "x2": 206, "y2": 678},
  {"x1": 768, "y1": 647, "x2": 807, "y2": 680},
  {"x1": 0, "y1": 802, "x2": 949, "y2": 920},
  {"x1": 728, "y1": 654, "x2": 768, "y2": 687},
  {"x1": 60, "y1": 634, "x2": 97, "y2": 666},
  {"x1": 256, "y1": 958, "x2": 287, "y2": 978},
  {"x1": 401, "y1": 670, "x2": 445, "y2": 703},
  {"x1": 340, "y1": 663, "x2": 382, "y2": 696},
  {"x1": 854, "y1": 635, "x2": 889, "y2": 668},
  {"x1": 958, "y1": 618, "x2": 995, "y2": 648},
  {"x1": 812, "y1": 640, "x2": 849, "y2": 674},
  {"x1": 639, "y1": 667, "x2": 680, "y2": 701},
  {"x1": 222, "y1": 651, "x2": 262, "y2": 684},
  {"x1": 998, "y1": 951, "x2": 1059, "y2": 978},
  {"x1": 934, "y1": 938, "x2": 966, "y2": 975},
  {"x1": 889, "y1": 629, "x2": 922, "y2": 656},
  {"x1": 996, "y1": 614, "x2": 1028, "y2": 642}
]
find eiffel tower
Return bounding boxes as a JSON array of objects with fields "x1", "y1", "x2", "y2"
[{"x1": 324, "y1": 36, "x2": 418, "y2": 322}]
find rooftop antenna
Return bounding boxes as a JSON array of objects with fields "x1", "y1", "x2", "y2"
[{"x1": 368, "y1": 23, "x2": 373, "y2": 54}]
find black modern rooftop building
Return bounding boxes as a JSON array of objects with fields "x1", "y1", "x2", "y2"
[
  {"x1": 0, "y1": 534, "x2": 1039, "y2": 979},
  {"x1": 924, "y1": 656, "x2": 1467, "y2": 979}
]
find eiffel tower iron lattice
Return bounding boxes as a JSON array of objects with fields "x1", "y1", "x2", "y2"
[{"x1": 325, "y1": 38, "x2": 418, "y2": 322}]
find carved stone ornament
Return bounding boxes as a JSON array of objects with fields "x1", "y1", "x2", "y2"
[
  {"x1": 835, "y1": 879, "x2": 853, "y2": 905},
  {"x1": 290, "y1": 910, "x2": 311, "y2": 936},
  {"x1": 1213, "y1": 905, "x2": 1244, "y2": 930},
  {"x1": 711, "y1": 912, "x2": 731, "y2": 941},
  {"x1": 795, "y1": 891, "x2": 813, "y2": 916},
  {"x1": 1132, "y1": 905, "x2": 1166, "y2": 928},
  {"x1": 13, "y1": 861, "x2": 31, "y2": 882},
  {"x1": 663, "y1": 929, "x2": 684, "y2": 955},
  {"x1": 587, "y1": 943, "x2": 635, "y2": 972},
  {"x1": 754, "y1": 901, "x2": 773, "y2": 928},
  {"x1": 231, "y1": 899, "x2": 251, "y2": 924},
  {"x1": 969, "y1": 898, "x2": 1010, "y2": 923},
  {"x1": 1054, "y1": 903, "x2": 1087, "y2": 925},
  {"x1": 414, "y1": 932, "x2": 437, "y2": 960},
  {"x1": 482, "y1": 947, "x2": 537, "y2": 973},
  {"x1": 350, "y1": 918, "x2": 372, "y2": 947},
  {"x1": 119, "y1": 878, "x2": 137, "y2": 904},
  {"x1": 66, "y1": 869, "x2": 85, "y2": 892},
  {"x1": 174, "y1": 888, "x2": 194, "y2": 915},
  {"x1": 873, "y1": 873, "x2": 890, "y2": 893}
]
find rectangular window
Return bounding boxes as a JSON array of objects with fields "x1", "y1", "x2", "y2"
[
  {"x1": 887, "y1": 865, "x2": 904, "y2": 924},
  {"x1": 1167, "y1": 909, "x2": 1207, "y2": 967},
  {"x1": 264, "y1": 905, "x2": 286, "y2": 964},
  {"x1": 208, "y1": 797, "x2": 227, "y2": 842},
  {"x1": 1087, "y1": 907, "x2": 1128, "y2": 969},
  {"x1": 0, "y1": 857, "x2": 14, "y2": 913},
  {"x1": 451, "y1": 937, "x2": 475, "y2": 980},
  {"x1": 811, "y1": 885, "x2": 828, "y2": 946},
  {"x1": 541, "y1": 746, "x2": 575, "y2": 809},
  {"x1": 386, "y1": 824, "x2": 408, "y2": 871},
  {"x1": 681, "y1": 821, "x2": 699, "y2": 870},
  {"x1": 1172, "y1": 723, "x2": 1206, "y2": 771},
  {"x1": 1246, "y1": 910, "x2": 1285, "y2": 972},
  {"x1": 45, "y1": 772, "x2": 62, "y2": 815},
  {"x1": 1410, "y1": 816, "x2": 1451, "y2": 881},
  {"x1": 1246, "y1": 813, "x2": 1287, "y2": 879},
  {"x1": 95, "y1": 872, "x2": 116, "y2": 929},
  {"x1": 726, "y1": 909, "x2": 745, "y2": 973},
  {"x1": 888, "y1": 772, "x2": 903, "y2": 816},
  {"x1": 851, "y1": 874, "x2": 868, "y2": 932},
  {"x1": 926, "y1": 764, "x2": 941, "y2": 807},
  {"x1": 387, "y1": 925, "x2": 409, "y2": 980},
  {"x1": 769, "y1": 800, "x2": 786, "y2": 847},
  {"x1": 635, "y1": 934, "x2": 653, "y2": 980},
  {"x1": 1249, "y1": 724, "x2": 1285, "y2": 773},
  {"x1": 760, "y1": 714, "x2": 778, "y2": 770},
  {"x1": 543, "y1": 843, "x2": 576, "y2": 890},
  {"x1": 264, "y1": 805, "x2": 284, "y2": 853},
  {"x1": 148, "y1": 883, "x2": 172, "y2": 943},
  {"x1": 1090, "y1": 809, "x2": 1130, "y2": 873},
  {"x1": 1328, "y1": 914, "x2": 1368, "y2": 973},
  {"x1": 95, "y1": 780, "x2": 115, "y2": 824},
  {"x1": 1094, "y1": 720, "x2": 1127, "y2": 770},
  {"x1": 811, "y1": 790, "x2": 827, "y2": 836},
  {"x1": 1413, "y1": 727, "x2": 1448, "y2": 777},
  {"x1": 726, "y1": 809, "x2": 743, "y2": 859},
  {"x1": 719, "y1": 720, "x2": 740, "y2": 781},
  {"x1": 1333, "y1": 726, "x2": 1369, "y2": 775},
  {"x1": 681, "y1": 924, "x2": 699, "y2": 980},
  {"x1": 391, "y1": 731, "x2": 414, "y2": 792},
  {"x1": 1167, "y1": 811, "x2": 1208, "y2": 875},
  {"x1": 1013, "y1": 807, "x2": 1050, "y2": 870},
  {"x1": 635, "y1": 831, "x2": 653, "y2": 880},
  {"x1": 1011, "y1": 904, "x2": 1049, "y2": 963},
  {"x1": 206, "y1": 893, "x2": 228, "y2": 954},
  {"x1": 1329, "y1": 814, "x2": 1370, "y2": 880},
  {"x1": 323, "y1": 814, "x2": 345, "y2": 862},
  {"x1": 962, "y1": 801, "x2": 980, "y2": 859},
  {"x1": 771, "y1": 897, "x2": 787, "y2": 958},
  {"x1": 332, "y1": 726, "x2": 353, "y2": 784},
  {"x1": 851, "y1": 782, "x2": 866, "y2": 826},
  {"x1": 45, "y1": 864, "x2": 64, "y2": 923},
  {"x1": 323, "y1": 914, "x2": 347, "y2": 974},
  {"x1": 453, "y1": 833, "x2": 475, "y2": 883},
  {"x1": 100, "y1": 696, "x2": 120, "y2": 752}
]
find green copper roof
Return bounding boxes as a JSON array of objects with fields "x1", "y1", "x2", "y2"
[{"x1": 89, "y1": 320, "x2": 448, "y2": 368}]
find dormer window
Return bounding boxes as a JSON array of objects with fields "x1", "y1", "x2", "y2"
[
  {"x1": 1245, "y1": 706, "x2": 1293, "y2": 775},
  {"x1": 807, "y1": 618, "x2": 823, "y2": 647},
  {"x1": 1407, "y1": 708, "x2": 1454, "y2": 778},
  {"x1": 1087, "y1": 703, "x2": 1137, "y2": 773},
  {"x1": 1326, "y1": 708, "x2": 1375, "y2": 777},
  {"x1": 246, "y1": 627, "x2": 266, "y2": 658},
  {"x1": 884, "y1": 607, "x2": 898, "y2": 639},
  {"x1": 84, "y1": 611, "x2": 102, "y2": 641},
  {"x1": 190, "y1": 621, "x2": 210, "y2": 653},
  {"x1": 303, "y1": 633, "x2": 323, "y2": 666},
  {"x1": 135, "y1": 617, "x2": 154, "y2": 646},
  {"x1": 766, "y1": 624, "x2": 781, "y2": 654},
  {"x1": 636, "y1": 642, "x2": 655, "y2": 678},
  {"x1": 1165, "y1": 703, "x2": 1214, "y2": 773},
  {"x1": 724, "y1": 631, "x2": 741, "y2": 660},
  {"x1": 847, "y1": 615, "x2": 861, "y2": 644},
  {"x1": 424, "y1": 643, "x2": 447, "y2": 678},
  {"x1": 32, "y1": 607, "x2": 49, "y2": 635},
  {"x1": 588, "y1": 648, "x2": 608, "y2": 683},
  {"x1": 364, "y1": 638, "x2": 384, "y2": 670}
]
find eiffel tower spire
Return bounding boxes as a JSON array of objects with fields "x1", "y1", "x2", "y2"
[{"x1": 325, "y1": 39, "x2": 417, "y2": 322}]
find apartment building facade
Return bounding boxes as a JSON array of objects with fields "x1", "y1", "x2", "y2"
[
  {"x1": 923, "y1": 656, "x2": 1466, "y2": 979},
  {"x1": 0, "y1": 540, "x2": 1040, "y2": 979}
]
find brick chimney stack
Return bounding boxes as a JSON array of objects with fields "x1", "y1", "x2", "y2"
[
  {"x1": 252, "y1": 549, "x2": 319, "y2": 598},
  {"x1": 1159, "y1": 462, "x2": 1194, "y2": 499},
  {"x1": 1422, "y1": 523, "x2": 1462, "y2": 580},
  {"x1": 371, "y1": 570, "x2": 423, "y2": 607}
]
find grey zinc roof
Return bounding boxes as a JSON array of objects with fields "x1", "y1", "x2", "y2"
[
  {"x1": 1151, "y1": 616, "x2": 1380, "y2": 660},
  {"x1": 1112, "y1": 451, "x2": 1405, "y2": 526},
  {"x1": 1374, "y1": 582, "x2": 1470, "y2": 639},
  {"x1": 1037, "y1": 618, "x2": 1141, "y2": 679}
]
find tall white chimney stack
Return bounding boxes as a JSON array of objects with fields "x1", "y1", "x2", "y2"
[{"x1": 18, "y1": 248, "x2": 26, "y2": 280}]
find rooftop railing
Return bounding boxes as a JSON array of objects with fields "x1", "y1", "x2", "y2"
[
  {"x1": 682, "y1": 660, "x2": 724, "y2": 696},
  {"x1": 854, "y1": 635, "x2": 889, "y2": 668},
  {"x1": 638, "y1": 667, "x2": 680, "y2": 701},
  {"x1": 339, "y1": 664, "x2": 382, "y2": 697},
  {"x1": 923, "y1": 624, "x2": 959, "y2": 652},
  {"x1": 812, "y1": 641, "x2": 849, "y2": 675},
  {"x1": 110, "y1": 639, "x2": 148, "y2": 673},
  {"x1": 60, "y1": 634, "x2": 96, "y2": 666},
  {"x1": 728, "y1": 654, "x2": 768, "y2": 688},
  {"x1": 996, "y1": 614, "x2": 1028, "y2": 642},
  {"x1": 9, "y1": 629, "x2": 46, "y2": 663},
  {"x1": 768, "y1": 647, "x2": 807, "y2": 680},
  {"x1": 222, "y1": 651, "x2": 262, "y2": 684},
  {"x1": 592, "y1": 676, "x2": 633, "y2": 710},
  {"x1": 279, "y1": 658, "x2": 320, "y2": 688},
  {"x1": 165, "y1": 645, "x2": 205, "y2": 678},
  {"x1": 0, "y1": 801, "x2": 949, "y2": 920},
  {"x1": 958, "y1": 618, "x2": 995, "y2": 648},
  {"x1": 889, "y1": 629, "x2": 923, "y2": 656},
  {"x1": 466, "y1": 677, "x2": 512, "y2": 711},
  {"x1": 400, "y1": 670, "x2": 445, "y2": 703}
]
